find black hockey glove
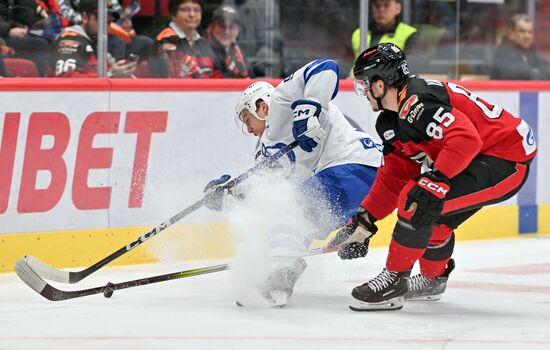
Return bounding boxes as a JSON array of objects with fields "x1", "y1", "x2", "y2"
[
  {"x1": 405, "y1": 171, "x2": 451, "y2": 229},
  {"x1": 331, "y1": 207, "x2": 378, "y2": 260}
]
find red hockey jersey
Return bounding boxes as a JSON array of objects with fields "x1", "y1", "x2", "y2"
[{"x1": 362, "y1": 77, "x2": 537, "y2": 220}]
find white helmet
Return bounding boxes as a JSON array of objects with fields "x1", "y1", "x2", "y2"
[{"x1": 235, "y1": 81, "x2": 274, "y2": 133}]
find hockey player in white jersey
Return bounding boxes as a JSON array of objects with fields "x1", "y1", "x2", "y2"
[{"x1": 205, "y1": 59, "x2": 381, "y2": 307}]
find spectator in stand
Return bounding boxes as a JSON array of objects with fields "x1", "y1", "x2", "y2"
[
  {"x1": 351, "y1": 0, "x2": 421, "y2": 60},
  {"x1": 109, "y1": 0, "x2": 154, "y2": 62},
  {"x1": 152, "y1": 0, "x2": 221, "y2": 78},
  {"x1": 491, "y1": 14, "x2": 550, "y2": 80},
  {"x1": 0, "y1": 0, "x2": 60, "y2": 76},
  {"x1": 56, "y1": 0, "x2": 153, "y2": 62},
  {"x1": 51, "y1": 0, "x2": 136, "y2": 77},
  {"x1": 206, "y1": 4, "x2": 248, "y2": 78}
]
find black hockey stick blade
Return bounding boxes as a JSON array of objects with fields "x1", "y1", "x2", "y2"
[
  {"x1": 22, "y1": 141, "x2": 299, "y2": 284},
  {"x1": 15, "y1": 257, "x2": 229, "y2": 301}
]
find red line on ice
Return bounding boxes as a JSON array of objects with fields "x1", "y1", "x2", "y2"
[
  {"x1": 465, "y1": 263, "x2": 550, "y2": 275},
  {"x1": 1, "y1": 336, "x2": 550, "y2": 345}
]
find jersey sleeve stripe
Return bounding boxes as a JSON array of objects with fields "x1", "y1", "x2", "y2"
[{"x1": 303, "y1": 59, "x2": 340, "y2": 100}]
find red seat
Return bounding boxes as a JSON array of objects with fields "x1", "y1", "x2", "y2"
[{"x1": 5, "y1": 58, "x2": 39, "y2": 77}]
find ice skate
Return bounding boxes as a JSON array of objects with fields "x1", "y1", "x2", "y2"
[
  {"x1": 350, "y1": 268, "x2": 410, "y2": 311},
  {"x1": 237, "y1": 258, "x2": 307, "y2": 308},
  {"x1": 405, "y1": 259, "x2": 455, "y2": 301}
]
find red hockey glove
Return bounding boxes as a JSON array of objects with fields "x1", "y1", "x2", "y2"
[{"x1": 405, "y1": 171, "x2": 451, "y2": 229}]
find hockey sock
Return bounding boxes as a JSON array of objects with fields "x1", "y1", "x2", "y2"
[
  {"x1": 386, "y1": 240, "x2": 424, "y2": 272},
  {"x1": 419, "y1": 228, "x2": 455, "y2": 278}
]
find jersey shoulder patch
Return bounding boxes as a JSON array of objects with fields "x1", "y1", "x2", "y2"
[
  {"x1": 156, "y1": 28, "x2": 178, "y2": 42},
  {"x1": 398, "y1": 78, "x2": 450, "y2": 125},
  {"x1": 375, "y1": 110, "x2": 399, "y2": 143}
]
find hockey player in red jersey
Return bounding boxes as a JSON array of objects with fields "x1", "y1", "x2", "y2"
[{"x1": 340, "y1": 43, "x2": 537, "y2": 311}]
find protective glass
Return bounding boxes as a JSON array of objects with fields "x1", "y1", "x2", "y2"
[{"x1": 353, "y1": 78, "x2": 371, "y2": 96}]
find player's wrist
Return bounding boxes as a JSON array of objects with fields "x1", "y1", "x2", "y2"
[{"x1": 291, "y1": 99, "x2": 322, "y2": 119}]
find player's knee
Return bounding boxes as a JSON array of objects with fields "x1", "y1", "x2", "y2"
[
  {"x1": 423, "y1": 232, "x2": 455, "y2": 261},
  {"x1": 392, "y1": 218, "x2": 432, "y2": 249}
]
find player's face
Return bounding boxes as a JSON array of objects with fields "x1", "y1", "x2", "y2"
[
  {"x1": 240, "y1": 109, "x2": 266, "y2": 137},
  {"x1": 210, "y1": 20, "x2": 240, "y2": 48},
  {"x1": 172, "y1": 1, "x2": 202, "y2": 34},
  {"x1": 366, "y1": 80, "x2": 385, "y2": 111},
  {"x1": 83, "y1": 13, "x2": 98, "y2": 36},
  {"x1": 372, "y1": 0, "x2": 401, "y2": 29},
  {"x1": 510, "y1": 20, "x2": 534, "y2": 50}
]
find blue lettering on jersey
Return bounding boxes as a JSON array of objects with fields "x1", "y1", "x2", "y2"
[
  {"x1": 527, "y1": 127, "x2": 535, "y2": 146},
  {"x1": 360, "y1": 137, "x2": 383, "y2": 152}
]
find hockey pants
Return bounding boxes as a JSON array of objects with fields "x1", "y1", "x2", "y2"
[{"x1": 386, "y1": 155, "x2": 531, "y2": 277}]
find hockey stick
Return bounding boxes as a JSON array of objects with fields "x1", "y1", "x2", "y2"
[
  {"x1": 15, "y1": 245, "x2": 338, "y2": 302},
  {"x1": 22, "y1": 141, "x2": 299, "y2": 284},
  {"x1": 15, "y1": 258, "x2": 230, "y2": 301}
]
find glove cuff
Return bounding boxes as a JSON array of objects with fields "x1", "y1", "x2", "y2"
[
  {"x1": 356, "y1": 206, "x2": 378, "y2": 233},
  {"x1": 416, "y1": 172, "x2": 450, "y2": 199},
  {"x1": 347, "y1": 225, "x2": 374, "y2": 244},
  {"x1": 291, "y1": 99, "x2": 322, "y2": 118}
]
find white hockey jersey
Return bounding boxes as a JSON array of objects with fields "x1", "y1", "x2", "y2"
[{"x1": 257, "y1": 59, "x2": 382, "y2": 176}]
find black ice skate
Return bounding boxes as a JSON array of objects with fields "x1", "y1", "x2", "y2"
[
  {"x1": 237, "y1": 258, "x2": 307, "y2": 308},
  {"x1": 350, "y1": 268, "x2": 411, "y2": 311},
  {"x1": 405, "y1": 259, "x2": 455, "y2": 301}
]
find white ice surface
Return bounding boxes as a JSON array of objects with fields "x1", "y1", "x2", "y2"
[{"x1": 1, "y1": 236, "x2": 550, "y2": 350}]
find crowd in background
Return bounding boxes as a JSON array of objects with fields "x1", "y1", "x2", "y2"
[{"x1": 1, "y1": 0, "x2": 550, "y2": 79}]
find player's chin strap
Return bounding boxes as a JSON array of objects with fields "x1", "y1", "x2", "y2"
[{"x1": 370, "y1": 83, "x2": 388, "y2": 111}]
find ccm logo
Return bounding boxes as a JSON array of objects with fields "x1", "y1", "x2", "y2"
[{"x1": 418, "y1": 177, "x2": 449, "y2": 199}]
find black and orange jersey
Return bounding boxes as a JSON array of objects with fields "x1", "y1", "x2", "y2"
[
  {"x1": 208, "y1": 35, "x2": 248, "y2": 78},
  {"x1": 154, "y1": 26, "x2": 222, "y2": 79},
  {"x1": 52, "y1": 25, "x2": 98, "y2": 77},
  {"x1": 361, "y1": 77, "x2": 537, "y2": 220}
]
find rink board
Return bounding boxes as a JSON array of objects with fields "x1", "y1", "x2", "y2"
[{"x1": 0, "y1": 79, "x2": 547, "y2": 272}]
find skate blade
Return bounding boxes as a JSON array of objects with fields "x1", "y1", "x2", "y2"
[
  {"x1": 236, "y1": 290, "x2": 288, "y2": 309},
  {"x1": 405, "y1": 294, "x2": 442, "y2": 302},
  {"x1": 349, "y1": 296, "x2": 404, "y2": 311}
]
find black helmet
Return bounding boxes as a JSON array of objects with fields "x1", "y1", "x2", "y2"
[{"x1": 353, "y1": 43, "x2": 410, "y2": 87}]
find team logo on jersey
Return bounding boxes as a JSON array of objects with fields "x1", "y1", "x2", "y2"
[
  {"x1": 526, "y1": 127, "x2": 535, "y2": 146},
  {"x1": 383, "y1": 129, "x2": 395, "y2": 141},
  {"x1": 161, "y1": 43, "x2": 177, "y2": 51},
  {"x1": 261, "y1": 143, "x2": 297, "y2": 174},
  {"x1": 399, "y1": 94, "x2": 424, "y2": 123},
  {"x1": 516, "y1": 120, "x2": 537, "y2": 155},
  {"x1": 360, "y1": 137, "x2": 382, "y2": 151}
]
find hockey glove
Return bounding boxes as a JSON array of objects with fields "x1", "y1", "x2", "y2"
[
  {"x1": 334, "y1": 207, "x2": 378, "y2": 260},
  {"x1": 291, "y1": 99, "x2": 323, "y2": 152},
  {"x1": 405, "y1": 171, "x2": 451, "y2": 229},
  {"x1": 203, "y1": 174, "x2": 232, "y2": 211}
]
